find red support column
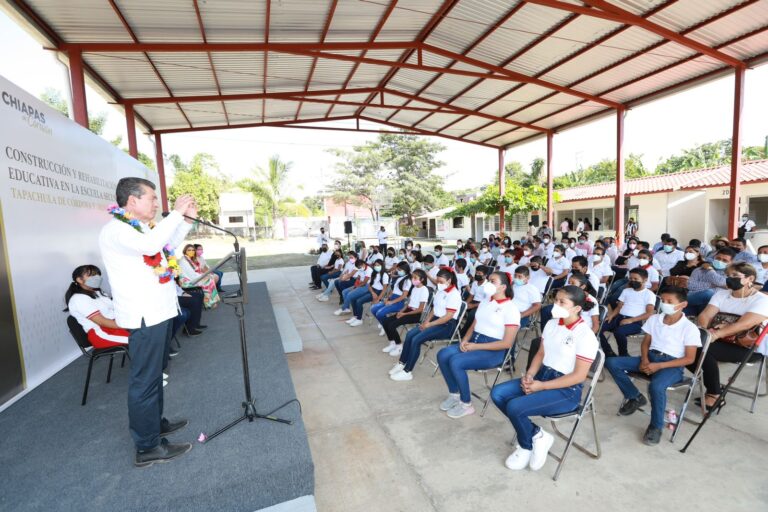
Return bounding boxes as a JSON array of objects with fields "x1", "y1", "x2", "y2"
[
  {"x1": 125, "y1": 103, "x2": 138, "y2": 158},
  {"x1": 615, "y1": 107, "x2": 626, "y2": 244},
  {"x1": 154, "y1": 133, "x2": 169, "y2": 212},
  {"x1": 546, "y1": 131, "x2": 554, "y2": 228},
  {"x1": 498, "y1": 147, "x2": 505, "y2": 235},
  {"x1": 68, "y1": 48, "x2": 88, "y2": 128},
  {"x1": 728, "y1": 66, "x2": 746, "y2": 239}
]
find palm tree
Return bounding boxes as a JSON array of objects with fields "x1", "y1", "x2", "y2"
[{"x1": 238, "y1": 155, "x2": 293, "y2": 235}]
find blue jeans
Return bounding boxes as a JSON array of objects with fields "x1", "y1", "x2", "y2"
[
  {"x1": 372, "y1": 297, "x2": 404, "y2": 325},
  {"x1": 437, "y1": 332, "x2": 508, "y2": 403},
  {"x1": 343, "y1": 285, "x2": 368, "y2": 310},
  {"x1": 684, "y1": 289, "x2": 716, "y2": 316},
  {"x1": 600, "y1": 314, "x2": 642, "y2": 357},
  {"x1": 491, "y1": 366, "x2": 582, "y2": 450},
  {"x1": 400, "y1": 318, "x2": 458, "y2": 372},
  {"x1": 605, "y1": 351, "x2": 683, "y2": 429},
  {"x1": 172, "y1": 309, "x2": 189, "y2": 336},
  {"x1": 321, "y1": 270, "x2": 341, "y2": 289},
  {"x1": 334, "y1": 279, "x2": 355, "y2": 302},
  {"x1": 351, "y1": 290, "x2": 373, "y2": 319},
  {"x1": 213, "y1": 269, "x2": 224, "y2": 290}
]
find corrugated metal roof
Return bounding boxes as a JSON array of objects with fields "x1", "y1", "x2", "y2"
[
  {"x1": 557, "y1": 160, "x2": 768, "y2": 202},
  {"x1": 3, "y1": 0, "x2": 766, "y2": 143}
]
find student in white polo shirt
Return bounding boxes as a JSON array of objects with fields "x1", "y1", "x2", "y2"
[
  {"x1": 433, "y1": 245, "x2": 450, "y2": 267},
  {"x1": 384, "y1": 248, "x2": 398, "y2": 270},
  {"x1": 492, "y1": 285, "x2": 599, "y2": 471},
  {"x1": 460, "y1": 265, "x2": 491, "y2": 337},
  {"x1": 437, "y1": 271, "x2": 520, "y2": 419},
  {"x1": 600, "y1": 268, "x2": 657, "y2": 357},
  {"x1": 317, "y1": 251, "x2": 357, "y2": 302},
  {"x1": 527, "y1": 256, "x2": 550, "y2": 295},
  {"x1": 381, "y1": 269, "x2": 431, "y2": 356},
  {"x1": 374, "y1": 261, "x2": 412, "y2": 338},
  {"x1": 511, "y1": 266, "x2": 542, "y2": 329},
  {"x1": 454, "y1": 258, "x2": 471, "y2": 296},
  {"x1": 606, "y1": 286, "x2": 700, "y2": 445},
  {"x1": 652, "y1": 237, "x2": 684, "y2": 278},
  {"x1": 497, "y1": 249, "x2": 517, "y2": 274},
  {"x1": 543, "y1": 244, "x2": 570, "y2": 290},
  {"x1": 423, "y1": 255, "x2": 440, "y2": 289},
  {"x1": 335, "y1": 259, "x2": 372, "y2": 315}
]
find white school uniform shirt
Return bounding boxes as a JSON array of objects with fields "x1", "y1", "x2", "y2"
[
  {"x1": 517, "y1": 255, "x2": 531, "y2": 267},
  {"x1": 566, "y1": 247, "x2": 578, "y2": 260},
  {"x1": 641, "y1": 313, "x2": 701, "y2": 358},
  {"x1": 581, "y1": 295, "x2": 600, "y2": 326},
  {"x1": 426, "y1": 266, "x2": 440, "y2": 289},
  {"x1": 512, "y1": 283, "x2": 542, "y2": 314},
  {"x1": 342, "y1": 260, "x2": 357, "y2": 274},
  {"x1": 566, "y1": 271, "x2": 600, "y2": 293},
  {"x1": 478, "y1": 250, "x2": 492, "y2": 264},
  {"x1": 542, "y1": 242, "x2": 555, "y2": 259},
  {"x1": 333, "y1": 258, "x2": 345, "y2": 271},
  {"x1": 409, "y1": 260, "x2": 422, "y2": 272},
  {"x1": 474, "y1": 297, "x2": 521, "y2": 340},
  {"x1": 456, "y1": 272, "x2": 470, "y2": 290},
  {"x1": 653, "y1": 249, "x2": 684, "y2": 277},
  {"x1": 99, "y1": 211, "x2": 192, "y2": 328},
  {"x1": 317, "y1": 250, "x2": 332, "y2": 267},
  {"x1": 384, "y1": 256, "x2": 398, "y2": 270},
  {"x1": 371, "y1": 271, "x2": 390, "y2": 291},
  {"x1": 589, "y1": 257, "x2": 614, "y2": 281},
  {"x1": 708, "y1": 289, "x2": 768, "y2": 355},
  {"x1": 355, "y1": 265, "x2": 374, "y2": 283},
  {"x1": 606, "y1": 245, "x2": 619, "y2": 264},
  {"x1": 497, "y1": 262, "x2": 516, "y2": 274},
  {"x1": 637, "y1": 264, "x2": 660, "y2": 288},
  {"x1": 367, "y1": 252, "x2": 383, "y2": 266},
  {"x1": 541, "y1": 317, "x2": 599, "y2": 375},
  {"x1": 435, "y1": 254, "x2": 450, "y2": 267},
  {"x1": 377, "y1": 230, "x2": 388, "y2": 245},
  {"x1": 469, "y1": 280, "x2": 487, "y2": 302},
  {"x1": 407, "y1": 285, "x2": 430, "y2": 309},
  {"x1": 317, "y1": 232, "x2": 329, "y2": 247},
  {"x1": 392, "y1": 276, "x2": 412, "y2": 296},
  {"x1": 432, "y1": 286, "x2": 462, "y2": 320},
  {"x1": 529, "y1": 268, "x2": 550, "y2": 294},
  {"x1": 618, "y1": 287, "x2": 657, "y2": 317},
  {"x1": 68, "y1": 292, "x2": 122, "y2": 339},
  {"x1": 546, "y1": 254, "x2": 570, "y2": 276}
]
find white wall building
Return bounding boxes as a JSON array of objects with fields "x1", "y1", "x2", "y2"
[{"x1": 219, "y1": 192, "x2": 256, "y2": 238}]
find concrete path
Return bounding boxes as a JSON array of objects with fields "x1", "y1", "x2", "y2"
[{"x1": 248, "y1": 267, "x2": 768, "y2": 512}]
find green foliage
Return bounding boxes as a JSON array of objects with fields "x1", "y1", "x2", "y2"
[
  {"x1": 446, "y1": 178, "x2": 555, "y2": 219},
  {"x1": 40, "y1": 87, "x2": 107, "y2": 135},
  {"x1": 301, "y1": 195, "x2": 325, "y2": 216},
  {"x1": 505, "y1": 158, "x2": 545, "y2": 187},
  {"x1": 399, "y1": 223, "x2": 420, "y2": 238},
  {"x1": 168, "y1": 153, "x2": 227, "y2": 222},
  {"x1": 237, "y1": 154, "x2": 294, "y2": 227},
  {"x1": 326, "y1": 146, "x2": 386, "y2": 221},
  {"x1": 655, "y1": 139, "x2": 766, "y2": 174},
  {"x1": 109, "y1": 135, "x2": 155, "y2": 170},
  {"x1": 553, "y1": 154, "x2": 647, "y2": 189}
]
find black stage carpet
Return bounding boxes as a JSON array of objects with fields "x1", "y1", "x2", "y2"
[{"x1": 0, "y1": 282, "x2": 314, "y2": 511}]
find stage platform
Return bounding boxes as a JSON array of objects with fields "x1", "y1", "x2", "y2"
[{"x1": 0, "y1": 282, "x2": 315, "y2": 512}]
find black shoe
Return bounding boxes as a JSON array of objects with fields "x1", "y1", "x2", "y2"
[
  {"x1": 618, "y1": 394, "x2": 648, "y2": 416},
  {"x1": 169, "y1": 347, "x2": 179, "y2": 357},
  {"x1": 135, "y1": 438, "x2": 192, "y2": 467},
  {"x1": 187, "y1": 329, "x2": 203, "y2": 337},
  {"x1": 196, "y1": 325, "x2": 208, "y2": 330},
  {"x1": 643, "y1": 425, "x2": 662, "y2": 445},
  {"x1": 160, "y1": 417, "x2": 189, "y2": 436}
]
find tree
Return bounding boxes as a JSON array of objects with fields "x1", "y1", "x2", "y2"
[
  {"x1": 301, "y1": 195, "x2": 325, "y2": 216},
  {"x1": 168, "y1": 153, "x2": 226, "y2": 221},
  {"x1": 238, "y1": 154, "x2": 293, "y2": 228},
  {"x1": 40, "y1": 87, "x2": 107, "y2": 135},
  {"x1": 656, "y1": 139, "x2": 765, "y2": 174},
  {"x1": 446, "y1": 178, "x2": 555, "y2": 220},
  {"x1": 553, "y1": 154, "x2": 647, "y2": 189},
  {"x1": 110, "y1": 135, "x2": 155, "y2": 170},
  {"x1": 326, "y1": 146, "x2": 387, "y2": 221},
  {"x1": 504, "y1": 158, "x2": 545, "y2": 187}
]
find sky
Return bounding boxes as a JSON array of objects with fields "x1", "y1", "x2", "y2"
[{"x1": 1, "y1": 9, "x2": 766, "y2": 201}]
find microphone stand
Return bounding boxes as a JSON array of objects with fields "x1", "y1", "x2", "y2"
[{"x1": 164, "y1": 211, "x2": 292, "y2": 442}]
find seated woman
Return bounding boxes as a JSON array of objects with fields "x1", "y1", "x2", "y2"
[
  {"x1": 384, "y1": 248, "x2": 399, "y2": 271},
  {"x1": 389, "y1": 268, "x2": 462, "y2": 382},
  {"x1": 437, "y1": 271, "x2": 520, "y2": 418},
  {"x1": 662, "y1": 245, "x2": 703, "y2": 291},
  {"x1": 194, "y1": 244, "x2": 222, "y2": 290},
  {"x1": 317, "y1": 251, "x2": 356, "y2": 302},
  {"x1": 347, "y1": 260, "x2": 389, "y2": 327},
  {"x1": 335, "y1": 259, "x2": 372, "y2": 316},
  {"x1": 319, "y1": 249, "x2": 345, "y2": 290},
  {"x1": 179, "y1": 243, "x2": 221, "y2": 309},
  {"x1": 65, "y1": 264, "x2": 129, "y2": 349},
  {"x1": 693, "y1": 262, "x2": 768, "y2": 411},
  {"x1": 373, "y1": 262, "x2": 411, "y2": 338},
  {"x1": 408, "y1": 250, "x2": 423, "y2": 272},
  {"x1": 381, "y1": 269, "x2": 430, "y2": 355},
  {"x1": 460, "y1": 265, "x2": 491, "y2": 337},
  {"x1": 492, "y1": 286, "x2": 599, "y2": 471}
]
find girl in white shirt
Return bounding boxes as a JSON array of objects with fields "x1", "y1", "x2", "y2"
[
  {"x1": 437, "y1": 271, "x2": 520, "y2": 418},
  {"x1": 374, "y1": 262, "x2": 412, "y2": 339},
  {"x1": 454, "y1": 258, "x2": 471, "y2": 296},
  {"x1": 384, "y1": 249, "x2": 399, "y2": 271},
  {"x1": 66, "y1": 265, "x2": 130, "y2": 349},
  {"x1": 381, "y1": 269, "x2": 430, "y2": 355},
  {"x1": 492, "y1": 285, "x2": 599, "y2": 471},
  {"x1": 390, "y1": 268, "x2": 462, "y2": 381}
]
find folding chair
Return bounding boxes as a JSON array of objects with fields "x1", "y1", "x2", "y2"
[
  {"x1": 397, "y1": 287, "x2": 434, "y2": 339},
  {"x1": 616, "y1": 328, "x2": 712, "y2": 441},
  {"x1": 533, "y1": 349, "x2": 605, "y2": 481},
  {"x1": 470, "y1": 342, "x2": 517, "y2": 416},
  {"x1": 422, "y1": 301, "x2": 467, "y2": 372},
  {"x1": 725, "y1": 352, "x2": 767, "y2": 413},
  {"x1": 600, "y1": 273, "x2": 616, "y2": 305},
  {"x1": 364, "y1": 288, "x2": 392, "y2": 326},
  {"x1": 541, "y1": 276, "x2": 555, "y2": 306},
  {"x1": 66, "y1": 315, "x2": 129, "y2": 406}
]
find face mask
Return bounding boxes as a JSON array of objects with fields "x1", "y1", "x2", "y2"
[
  {"x1": 638, "y1": 258, "x2": 649, "y2": 267},
  {"x1": 469, "y1": 258, "x2": 476, "y2": 264},
  {"x1": 373, "y1": 266, "x2": 382, "y2": 272},
  {"x1": 742, "y1": 216, "x2": 749, "y2": 221},
  {"x1": 569, "y1": 243, "x2": 576, "y2": 248},
  {"x1": 437, "y1": 283, "x2": 448, "y2": 291},
  {"x1": 731, "y1": 247, "x2": 741, "y2": 254},
  {"x1": 513, "y1": 278, "x2": 525, "y2": 286},
  {"x1": 631, "y1": 249, "x2": 639, "y2": 257},
  {"x1": 712, "y1": 260, "x2": 727, "y2": 271},
  {"x1": 186, "y1": 251, "x2": 196, "y2": 257},
  {"x1": 629, "y1": 243, "x2": 637, "y2": 250},
  {"x1": 457, "y1": 254, "x2": 465, "y2": 260},
  {"x1": 435, "y1": 251, "x2": 442, "y2": 256},
  {"x1": 425, "y1": 264, "x2": 433, "y2": 270},
  {"x1": 399, "y1": 255, "x2": 405, "y2": 260},
  {"x1": 411, "y1": 279, "x2": 421, "y2": 287},
  {"x1": 481, "y1": 248, "x2": 488, "y2": 253},
  {"x1": 685, "y1": 252, "x2": 697, "y2": 261},
  {"x1": 523, "y1": 250, "x2": 531, "y2": 256},
  {"x1": 553, "y1": 252, "x2": 562, "y2": 259},
  {"x1": 504, "y1": 256, "x2": 513, "y2": 264},
  {"x1": 543, "y1": 238, "x2": 550, "y2": 245},
  {"x1": 196, "y1": 250, "x2": 204, "y2": 256},
  {"x1": 349, "y1": 258, "x2": 356, "y2": 264},
  {"x1": 481, "y1": 281, "x2": 497, "y2": 297},
  {"x1": 84, "y1": 275, "x2": 102, "y2": 288},
  {"x1": 475, "y1": 275, "x2": 485, "y2": 282},
  {"x1": 593, "y1": 255, "x2": 602, "y2": 262},
  {"x1": 531, "y1": 265, "x2": 540, "y2": 271},
  {"x1": 397, "y1": 270, "x2": 405, "y2": 277},
  {"x1": 628, "y1": 280, "x2": 642, "y2": 290},
  {"x1": 578, "y1": 240, "x2": 585, "y2": 245},
  {"x1": 388, "y1": 253, "x2": 395, "y2": 258},
  {"x1": 759, "y1": 254, "x2": 768, "y2": 263},
  {"x1": 663, "y1": 245, "x2": 674, "y2": 253},
  {"x1": 725, "y1": 277, "x2": 744, "y2": 291},
  {"x1": 659, "y1": 303, "x2": 678, "y2": 315},
  {"x1": 407, "y1": 256, "x2": 414, "y2": 263},
  {"x1": 551, "y1": 303, "x2": 570, "y2": 319}
]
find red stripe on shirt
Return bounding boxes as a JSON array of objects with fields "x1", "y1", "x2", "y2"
[
  {"x1": 576, "y1": 355, "x2": 594, "y2": 363},
  {"x1": 86, "y1": 311, "x2": 100, "y2": 319},
  {"x1": 446, "y1": 308, "x2": 457, "y2": 312}
]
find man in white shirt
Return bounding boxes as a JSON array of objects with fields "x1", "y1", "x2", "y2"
[
  {"x1": 316, "y1": 227, "x2": 329, "y2": 248},
  {"x1": 653, "y1": 237, "x2": 684, "y2": 277},
  {"x1": 310, "y1": 244, "x2": 332, "y2": 289},
  {"x1": 433, "y1": 244, "x2": 450, "y2": 267},
  {"x1": 738, "y1": 214, "x2": 756, "y2": 239},
  {"x1": 99, "y1": 178, "x2": 195, "y2": 467},
  {"x1": 377, "y1": 226, "x2": 388, "y2": 253}
]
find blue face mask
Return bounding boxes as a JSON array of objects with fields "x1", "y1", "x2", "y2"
[
  {"x1": 713, "y1": 260, "x2": 727, "y2": 271},
  {"x1": 513, "y1": 278, "x2": 524, "y2": 286},
  {"x1": 457, "y1": 254, "x2": 464, "y2": 259},
  {"x1": 663, "y1": 245, "x2": 674, "y2": 253},
  {"x1": 397, "y1": 270, "x2": 406, "y2": 277},
  {"x1": 504, "y1": 256, "x2": 513, "y2": 264},
  {"x1": 469, "y1": 258, "x2": 476, "y2": 264}
]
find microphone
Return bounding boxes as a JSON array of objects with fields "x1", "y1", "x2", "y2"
[{"x1": 162, "y1": 211, "x2": 240, "y2": 252}]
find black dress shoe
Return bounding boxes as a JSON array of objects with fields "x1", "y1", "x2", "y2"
[
  {"x1": 187, "y1": 329, "x2": 203, "y2": 337},
  {"x1": 618, "y1": 394, "x2": 647, "y2": 416},
  {"x1": 135, "y1": 438, "x2": 192, "y2": 468},
  {"x1": 169, "y1": 347, "x2": 179, "y2": 357},
  {"x1": 161, "y1": 417, "x2": 189, "y2": 435}
]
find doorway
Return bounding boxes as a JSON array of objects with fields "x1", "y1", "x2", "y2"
[{"x1": 708, "y1": 199, "x2": 729, "y2": 239}]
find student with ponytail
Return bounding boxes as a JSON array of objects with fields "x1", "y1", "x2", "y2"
[
  {"x1": 437, "y1": 271, "x2": 520, "y2": 418},
  {"x1": 381, "y1": 269, "x2": 430, "y2": 356},
  {"x1": 389, "y1": 267, "x2": 462, "y2": 381},
  {"x1": 372, "y1": 261, "x2": 411, "y2": 337}
]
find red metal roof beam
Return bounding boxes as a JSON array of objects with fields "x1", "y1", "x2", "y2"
[
  {"x1": 358, "y1": 115, "x2": 497, "y2": 149},
  {"x1": 294, "y1": 0, "x2": 338, "y2": 120},
  {"x1": 60, "y1": 41, "x2": 420, "y2": 52},
  {"x1": 192, "y1": 0, "x2": 229, "y2": 126},
  {"x1": 123, "y1": 87, "x2": 383, "y2": 105}
]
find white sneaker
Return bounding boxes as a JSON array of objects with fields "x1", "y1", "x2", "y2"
[
  {"x1": 345, "y1": 317, "x2": 356, "y2": 324},
  {"x1": 447, "y1": 402, "x2": 475, "y2": 419},
  {"x1": 382, "y1": 341, "x2": 397, "y2": 353},
  {"x1": 162, "y1": 380, "x2": 168, "y2": 388},
  {"x1": 388, "y1": 362, "x2": 405, "y2": 375},
  {"x1": 390, "y1": 370, "x2": 413, "y2": 381},
  {"x1": 162, "y1": 373, "x2": 169, "y2": 380},
  {"x1": 317, "y1": 295, "x2": 329, "y2": 302},
  {"x1": 334, "y1": 308, "x2": 351, "y2": 316},
  {"x1": 440, "y1": 394, "x2": 461, "y2": 411},
  {"x1": 505, "y1": 446, "x2": 532, "y2": 470},
  {"x1": 529, "y1": 429, "x2": 554, "y2": 471},
  {"x1": 378, "y1": 326, "x2": 386, "y2": 336},
  {"x1": 388, "y1": 344, "x2": 403, "y2": 357},
  {"x1": 349, "y1": 318, "x2": 363, "y2": 327}
]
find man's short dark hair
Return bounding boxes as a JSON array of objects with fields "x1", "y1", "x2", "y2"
[
  {"x1": 715, "y1": 247, "x2": 736, "y2": 258},
  {"x1": 515, "y1": 265, "x2": 530, "y2": 277},
  {"x1": 733, "y1": 237, "x2": 746, "y2": 245},
  {"x1": 571, "y1": 256, "x2": 588, "y2": 269},
  {"x1": 116, "y1": 177, "x2": 155, "y2": 207},
  {"x1": 689, "y1": 239, "x2": 701, "y2": 248},
  {"x1": 661, "y1": 286, "x2": 687, "y2": 303},
  {"x1": 629, "y1": 267, "x2": 649, "y2": 280}
]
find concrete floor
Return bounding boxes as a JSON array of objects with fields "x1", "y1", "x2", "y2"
[{"x1": 251, "y1": 267, "x2": 768, "y2": 512}]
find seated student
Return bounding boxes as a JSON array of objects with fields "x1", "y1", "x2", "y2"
[
  {"x1": 389, "y1": 268, "x2": 462, "y2": 381},
  {"x1": 756, "y1": 244, "x2": 768, "y2": 285},
  {"x1": 605, "y1": 286, "x2": 700, "y2": 445},
  {"x1": 366, "y1": 245, "x2": 384, "y2": 266},
  {"x1": 408, "y1": 250, "x2": 423, "y2": 271},
  {"x1": 540, "y1": 234, "x2": 555, "y2": 259},
  {"x1": 194, "y1": 244, "x2": 222, "y2": 291},
  {"x1": 512, "y1": 266, "x2": 542, "y2": 328},
  {"x1": 468, "y1": 250, "x2": 480, "y2": 276},
  {"x1": 434, "y1": 245, "x2": 450, "y2": 267},
  {"x1": 309, "y1": 243, "x2": 333, "y2": 289},
  {"x1": 517, "y1": 243, "x2": 534, "y2": 266},
  {"x1": 653, "y1": 237, "x2": 684, "y2": 278},
  {"x1": 568, "y1": 256, "x2": 600, "y2": 293},
  {"x1": 692, "y1": 262, "x2": 768, "y2": 411},
  {"x1": 564, "y1": 238, "x2": 578, "y2": 261},
  {"x1": 498, "y1": 249, "x2": 517, "y2": 274},
  {"x1": 683, "y1": 248, "x2": 734, "y2": 315},
  {"x1": 600, "y1": 268, "x2": 657, "y2": 357},
  {"x1": 381, "y1": 269, "x2": 430, "y2": 356},
  {"x1": 454, "y1": 258, "x2": 471, "y2": 296},
  {"x1": 542, "y1": 244, "x2": 570, "y2": 290},
  {"x1": 358, "y1": 241, "x2": 368, "y2": 262},
  {"x1": 335, "y1": 259, "x2": 372, "y2": 316},
  {"x1": 588, "y1": 246, "x2": 614, "y2": 289},
  {"x1": 492, "y1": 286, "x2": 598, "y2": 471},
  {"x1": 664, "y1": 245, "x2": 704, "y2": 290},
  {"x1": 527, "y1": 256, "x2": 550, "y2": 294},
  {"x1": 478, "y1": 243, "x2": 493, "y2": 265},
  {"x1": 374, "y1": 262, "x2": 412, "y2": 338},
  {"x1": 606, "y1": 248, "x2": 660, "y2": 307},
  {"x1": 511, "y1": 240, "x2": 524, "y2": 262},
  {"x1": 423, "y1": 254, "x2": 439, "y2": 289},
  {"x1": 460, "y1": 265, "x2": 491, "y2": 337},
  {"x1": 437, "y1": 271, "x2": 520, "y2": 419},
  {"x1": 537, "y1": 271, "x2": 599, "y2": 336},
  {"x1": 317, "y1": 251, "x2": 357, "y2": 302},
  {"x1": 319, "y1": 249, "x2": 345, "y2": 290},
  {"x1": 65, "y1": 264, "x2": 130, "y2": 349},
  {"x1": 452, "y1": 247, "x2": 467, "y2": 268},
  {"x1": 346, "y1": 259, "x2": 389, "y2": 327},
  {"x1": 575, "y1": 235, "x2": 592, "y2": 257},
  {"x1": 384, "y1": 248, "x2": 399, "y2": 271}
]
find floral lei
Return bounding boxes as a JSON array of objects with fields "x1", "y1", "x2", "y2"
[{"x1": 107, "y1": 204, "x2": 180, "y2": 284}]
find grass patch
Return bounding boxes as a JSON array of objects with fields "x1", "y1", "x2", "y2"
[{"x1": 207, "y1": 252, "x2": 316, "y2": 270}]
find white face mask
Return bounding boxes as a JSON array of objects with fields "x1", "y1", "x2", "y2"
[
  {"x1": 481, "y1": 281, "x2": 497, "y2": 297},
  {"x1": 553, "y1": 252, "x2": 562, "y2": 259},
  {"x1": 593, "y1": 255, "x2": 602, "y2": 262},
  {"x1": 759, "y1": 254, "x2": 768, "y2": 263},
  {"x1": 523, "y1": 250, "x2": 531, "y2": 256},
  {"x1": 659, "y1": 303, "x2": 678, "y2": 315},
  {"x1": 685, "y1": 252, "x2": 697, "y2": 261},
  {"x1": 638, "y1": 258, "x2": 650, "y2": 266},
  {"x1": 551, "y1": 303, "x2": 570, "y2": 319},
  {"x1": 437, "y1": 283, "x2": 448, "y2": 291},
  {"x1": 632, "y1": 249, "x2": 639, "y2": 257}
]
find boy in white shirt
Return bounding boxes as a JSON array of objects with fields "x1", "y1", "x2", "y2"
[
  {"x1": 600, "y1": 268, "x2": 656, "y2": 357},
  {"x1": 454, "y1": 258, "x2": 471, "y2": 295},
  {"x1": 511, "y1": 266, "x2": 542, "y2": 328},
  {"x1": 423, "y1": 255, "x2": 440, "y2": 289},
  {"x1": 527, "y1": 256, "x2": 551, "y2": 295},
  {"x1": 605, "y1": 287, "x2": 701, "y2": 445},
  {"x1": 497, "y1": 249, "x2": 517, "y2": 274},
  {"x1": 652, "y1": 237, "x2": 684, "y2": 277},
  {"x1": 434, "y1": 245, "x2": 450, "y2": 267}
]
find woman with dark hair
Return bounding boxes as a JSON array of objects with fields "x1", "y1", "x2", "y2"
[
  {"x1": 346, "y1": 258, "x2": 389, "y2": 327},
  {"x1": 194, "y1": 244, "x2": 222, "y2": 291},
  {"x1": 492, "y1": 285, "x2": 599, "y2": 472},
  {"x1": 437, "y1": 271, "x2": 520, "y2": 418},
  {"x1": 381, "y1": 269, "x2": 430, "y2": 356},
  {"x1": 65, "y1": 264, "x2": 130, "y2": 349},
  {"x1": 373, "y1": 261, "x2": 411, "y2": 339},
  {"x1": 389, "y1": 268, "x2": 462, "y2": 381},
  {"x1": 179, "y1": 243, "x2": 220, "y2": 308}
]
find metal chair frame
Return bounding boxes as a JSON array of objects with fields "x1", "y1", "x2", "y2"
[
  {"x1": 726, "y1": 353, "x2": 767, "y2": 413},
  {"x1": 469, "y1": 342, "x2": 517, "y2": 416},
  {"x1": 421, "y1": 301, "x2": 468, "y2": 371}
]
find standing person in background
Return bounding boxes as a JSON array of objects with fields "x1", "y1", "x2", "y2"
[
  {"x1": 527, "y1": 222, "x2": 537, "y2": 239},
  {"x1": 99, "y1": 178, "x2": 195, "y2": 467},
  {"x1": 377, "y1": 226, "x2": 388, "y2": 254},
  {"x1": 625, "y1": 217, "x2": 639, "y2": 239},
  {"x1": 536, "y1": 221, "x2": 553, "y2": 240},
  {"x1": 576, "y1": 218, "x2": 585, "y2": 234},
  {"x1": 559, "y1": 218, "x2": 569, "y2": 240},
  {"x1": 738, "y1": 213, "x2": 756, "y2": 239},
  {"x1": 317, "y1": 227, "x2": 329, "y2": 248}
]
